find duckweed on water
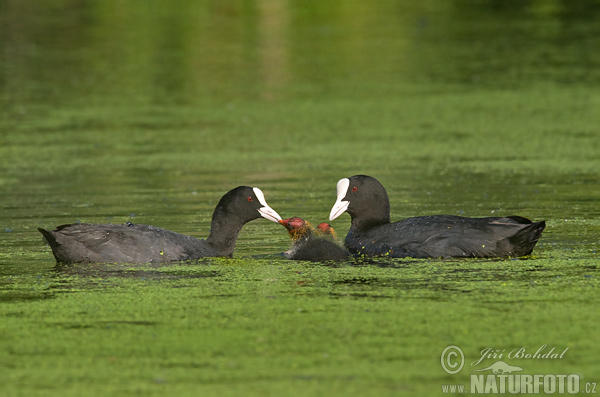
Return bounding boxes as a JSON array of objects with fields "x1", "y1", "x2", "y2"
[{"x1": 1, "y1": 255, "x2": 599, "y2": 395}]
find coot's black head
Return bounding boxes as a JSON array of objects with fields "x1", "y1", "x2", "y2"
[
  {"x1": 329, "y1": 175, "x2": 391, "y2": 226},
  {"x1": 214, "y1": 186, "x2": 281, "y2": 224}
]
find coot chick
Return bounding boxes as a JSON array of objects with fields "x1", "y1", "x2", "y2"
[
  {"x1": 279, "y1": 217, "x2": 348, "y2": 261},
  {"x1": 329, "y1": 175, "x2": 545, "y2": 258},
  {"x1": 316, "y1": 222, "x2": 337, "y2": 239},
  {"x1": 39, "y1": 186, "x2": 282, "y2": 264}
]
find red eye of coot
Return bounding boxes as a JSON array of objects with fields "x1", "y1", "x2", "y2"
[
  {"x1": 247, "y1": 197, "x2": 253, "y2": 202},
  {"x1": 352, "y1": 186, "x2": 358, "y2": 192}
]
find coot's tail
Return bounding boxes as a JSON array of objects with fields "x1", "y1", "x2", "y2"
[
  {"x1": 38, "y1": 227, "x2": 54, "y2": 244},
  {"x1": 38, "y1": 228, "x2": 60, "y2": 261},
  {"x1": 510, "y1": 220, "x2": 546, "y2": 256}
]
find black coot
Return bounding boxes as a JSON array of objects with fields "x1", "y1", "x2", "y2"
[
  {"x1": 39, "y1": 186, "x2": 281, "y2": 264},
  {"x1": 329, "y1": 175, "x2": 546, "y2": 258},
  {"x1": 279, "y1": 217, "x2": 348, "y2": 261}
]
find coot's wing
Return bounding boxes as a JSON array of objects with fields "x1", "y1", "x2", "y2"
[
  {"x1": 392, "y1": 216, "x2": 542, "y2": 257},
  {"x1": 115, "y1": 224, "x2": 218, "y2": 262},
  {"x1": 349, "y1": 216, "x2": 544, "y2": 258},
  {"x1": 41, "y1": 223, "x2": 215, "y2": 264}
]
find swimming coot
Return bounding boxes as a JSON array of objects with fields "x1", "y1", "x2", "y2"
[
  {"x1": 329, "y1": 175, "x2": 546, "y2": 258},
  {"x1": 279, "y1": 217, "x2": 349, "y2": 261},
  {"x1": 39, "y1": 186, "x2": 282, "y2": 264}
]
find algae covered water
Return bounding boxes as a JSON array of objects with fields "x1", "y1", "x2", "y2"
[{"x1": 1, "y1": 2, "x2": 599, "y2": 396}]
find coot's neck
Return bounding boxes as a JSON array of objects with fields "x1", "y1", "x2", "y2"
[
  {"x1": 350, "y1": 215, "x2": 391, "y2": 232},
  {"x1": 349, "y1": 196, "x2": 391, "y2": 232},
  {"x1": 205, "y1": 207, "x2": 247, "y2": 256}
]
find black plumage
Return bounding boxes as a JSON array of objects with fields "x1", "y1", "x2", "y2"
[
  {"x1": 39, "y1": 186, "x2": 281, "y2": 264},
  {"x1": 329, "y1": 175, "x2": 545, "y2": 258}
]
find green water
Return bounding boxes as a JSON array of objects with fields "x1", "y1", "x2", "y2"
[{"x1": 1, "y1": 1, "x2": 599, "y2": 396}]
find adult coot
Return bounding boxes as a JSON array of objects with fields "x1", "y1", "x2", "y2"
[
  {"x1": 279, "y1": 217, "x2": 348, "y2": 261},
  {"x1": 329, "y1": 175, "x2": 546, "y2": 258},
  {"x1": 39, "y1": 186, "x2": 281, "y2": 264}
]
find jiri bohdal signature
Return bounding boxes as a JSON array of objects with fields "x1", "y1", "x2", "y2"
[{"x1": 471, "y1": 344, "x2": 569, "y2": 367}]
